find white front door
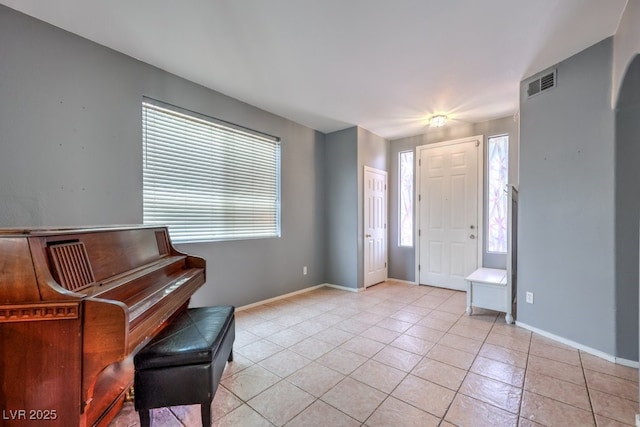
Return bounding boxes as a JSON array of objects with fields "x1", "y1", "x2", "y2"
[
  {"x1": 364, "y1": 166, "x2": 388, "y2": 287},
  {"x1": 417, "y1": 136, "x2": 482, "y2": 290}
]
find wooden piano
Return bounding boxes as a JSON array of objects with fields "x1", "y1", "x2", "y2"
[{"x1": 0, "y1": 225, "x2": 206, "y2": 427}]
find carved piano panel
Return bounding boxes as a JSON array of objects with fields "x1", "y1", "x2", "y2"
[
  {"x1": 0, "y1": 238, "x2": 41, "y2": 303},
  {"x1": 0, "y1": 226, "x2": 206, "y2": 427}
]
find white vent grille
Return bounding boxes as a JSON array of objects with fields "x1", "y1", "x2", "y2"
[{"x1": 527, "y1": 69, "x2": 557, "y2": 98}]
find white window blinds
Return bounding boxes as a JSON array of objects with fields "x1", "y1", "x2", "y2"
[{"x1": 142, "y1": 99, "x2": 281, "y2": 243}]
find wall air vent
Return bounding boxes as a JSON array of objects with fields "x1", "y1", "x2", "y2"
[{"x1": 527, "y1": 69, "x2": 557, "y2": 98}]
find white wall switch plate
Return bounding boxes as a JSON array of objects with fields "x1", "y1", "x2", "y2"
[{"x1": 526, "y1": 292, "x2": 534, "y2": 304}]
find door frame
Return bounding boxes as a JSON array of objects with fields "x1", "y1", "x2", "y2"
[
  {"x1": 414, "y1": 135, "x2": 484, "y2": 287},
  {"x1": 364, "y1": 166, "x2": 388, "y2": 288}
]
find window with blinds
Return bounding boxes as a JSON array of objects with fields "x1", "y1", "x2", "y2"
[{"x1": 142, "y1": 99, "x2": 281, "y2": 243}]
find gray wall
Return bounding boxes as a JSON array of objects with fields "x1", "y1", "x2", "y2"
[
  {"x1": 615, "y1": 54, "x2": 640, "y2": 361},
  {"x1": 0, "y1": 5, "x2": 326, "y2": 307},
  {"x1": 388, "y1": 117, "x2": 519, "y2": 281},
  {"x1": 518, "y1": 38, "x2": 616, "y2": 355},
  {"x1": 325, "y1": 127, "x2": 359, "y2": 289},
  {"x1": 324, "y1": 126, "x2": 389, "y2": 289}
]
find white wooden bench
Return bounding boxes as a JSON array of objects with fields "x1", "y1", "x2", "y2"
[{"x1": 465, "y1": 267, "x2": 513, "y2": 324}]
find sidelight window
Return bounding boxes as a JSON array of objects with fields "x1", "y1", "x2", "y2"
[
  {"x1": 399, "y1": 150, "x2": 414, "y2": 247},
  {"x1": 487, "y1": 135, "x2": 509, "y2": 253}
]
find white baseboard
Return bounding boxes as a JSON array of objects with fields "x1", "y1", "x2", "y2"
[
  {"x1": 387, "y1": 278, "x2": 418, "y2": 285},
  {"x1": 616, "y1": 357, "x2": 640, "y2": 369},
  {"x1": 516, "y1": 321, "x2": 637, "y2": 366},
  {"x1": 236, "y1": 282, "x2": 365, "y2": 311},
  {"x1": 324, "y1": 283, "x2": 363, "y2": 293},
  {"x1": 236, "y1": 284, "x2": 326, "y2": 311}
]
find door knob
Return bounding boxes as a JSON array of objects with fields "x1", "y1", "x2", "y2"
[
  {"x1": 470, "y1": 234, "x2": 476, "y2": 239},
  {"x1": 365, "y1": 234, "x2": 372, "y2": 238}
]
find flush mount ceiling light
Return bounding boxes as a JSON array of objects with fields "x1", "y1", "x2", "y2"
[{"x1": 429, "y1": 115, "x2": 447, "y2": 127}]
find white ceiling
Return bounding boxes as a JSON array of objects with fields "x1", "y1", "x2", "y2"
[{"x1": 0, "y1": 0, "x2": 629, "y2": 139}]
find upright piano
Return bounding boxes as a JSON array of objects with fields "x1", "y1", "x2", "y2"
[{"x1": 0, "y1": 225, "x2": 206, "y2": 426}]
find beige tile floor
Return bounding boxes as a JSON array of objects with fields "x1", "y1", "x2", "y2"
[{"x1": 111, "y1": 281, "x2": 639, "y2": 426}]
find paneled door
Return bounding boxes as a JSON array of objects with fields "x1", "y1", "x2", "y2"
[
  {"x1": 417, "y1": 136, "x2": 482, "y2": 290},
  {"x1": 364, "y1": 166, "x2": 388, "y2": 287}
]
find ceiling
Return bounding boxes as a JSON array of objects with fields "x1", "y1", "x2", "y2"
[{"x1": 0, "y1": 0, "x2": 629, "y2": 139}]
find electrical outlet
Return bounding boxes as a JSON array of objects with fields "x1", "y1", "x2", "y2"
[
  {"x1": 526, "y1": 292, "x2": 534, "y2": 304},
  {"x1": 303, "y1": 266, "x2": 307, "y2": 276}
]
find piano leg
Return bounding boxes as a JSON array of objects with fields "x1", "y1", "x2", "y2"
[{"x1": 228, "y1": 350, "x2": 233, "y2": 362}]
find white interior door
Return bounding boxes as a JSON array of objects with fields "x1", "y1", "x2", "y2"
[
  {"x1": 364, "y1": 166, "x2": 387, "y2": 287},
  {"x1": 417, "y1": 137, "x2": 482, "y2": 290}
]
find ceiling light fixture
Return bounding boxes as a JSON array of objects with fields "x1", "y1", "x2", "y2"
[{"x1": 430, "y1": 115, "x2": 447, "y2": 127}]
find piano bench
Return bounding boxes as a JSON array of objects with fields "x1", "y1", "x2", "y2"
[{"x1": 133, "y1": 305, "x2": 235, "y2": 427}]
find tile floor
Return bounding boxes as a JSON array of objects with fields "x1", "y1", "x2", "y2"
[{"x1": 110, "y1": 281, "x2": 639, "y2": 426}]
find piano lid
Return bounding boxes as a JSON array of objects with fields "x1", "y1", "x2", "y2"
[{"x1": 0, "y1": 224, "x2": 163, "y2": 237}]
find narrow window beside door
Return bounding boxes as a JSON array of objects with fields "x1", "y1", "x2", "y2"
[
  {"x1": 399, "y1": 150, "x2": 414, "y2": 247},
  {"x1": 487, "y1": 135, "x2": 509, "y2": 253}
]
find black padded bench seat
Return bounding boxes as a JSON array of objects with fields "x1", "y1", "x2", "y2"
[{"x1": 134, "y1": 306, "x2": 235, "y2": 427}]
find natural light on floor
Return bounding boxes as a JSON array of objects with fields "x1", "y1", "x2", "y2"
[{"x1": 111, "y1": 281, "x2": 638, "y2": 426}]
